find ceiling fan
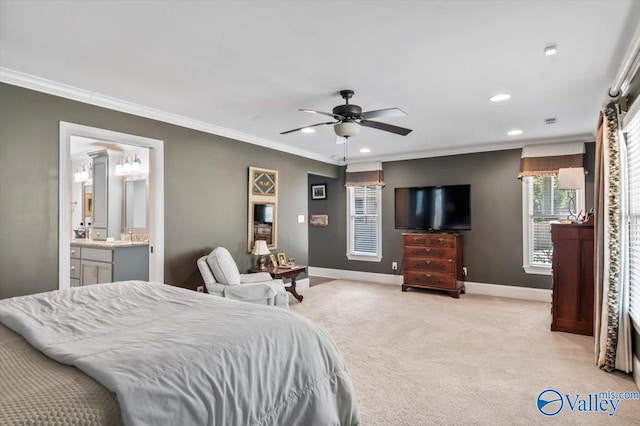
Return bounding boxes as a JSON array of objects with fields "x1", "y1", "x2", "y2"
[{"x1": 280, "y1": 90, "x2": 412, "y2": 144}]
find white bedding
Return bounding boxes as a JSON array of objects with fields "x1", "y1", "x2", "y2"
[{"x1": 0, "y1": 281, "x2": 360, "y2": 425}]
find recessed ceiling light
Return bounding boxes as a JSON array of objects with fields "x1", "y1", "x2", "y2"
[
  {"x1": 507, "y1": 129, "x2": 523, "y2": 136},
  {"x1": 360, "y1": 148, "x2": 371, "y2": 153},
  {"x1": 544, "y1": 44, "x2": 557, "y2": 56},
  {"x1": 489, "y1": 93, "x2": 511, "y2": 102},
  {"x1": 301, "y1": 127, "x2": 315, "y2": 133}
]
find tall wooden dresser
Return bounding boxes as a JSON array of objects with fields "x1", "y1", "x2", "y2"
[
  {"x1": 550, "y1": 222, "x2": 594, "y2": 335},
  {"x1": 401, "y1": 233, "x2": 465, "y2": 298}
]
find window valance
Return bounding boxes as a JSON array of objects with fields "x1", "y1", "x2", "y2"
[
  {"x1": 344, "y1": 170, "x2": 385, "y2": 187},
  {"x1": 344, "y1": 162, "x2": 385, "y2": 187},
  {"x1": 517, "y1": 142, "x2": 585, "y2": 179}
]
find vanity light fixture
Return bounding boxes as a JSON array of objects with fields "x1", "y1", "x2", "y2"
[
  {"x1": 507, "y1": 129, "x2": 523, "y2": 136},
  {"x1": 489, "y1": 93, "x2": 511, "y2": 102},
  {"x1": 115, "y1": 154, "x2": 144, "y2": 176},
  {"x1": 74, "y1": 163, "x2": 91, "y2": 183}
]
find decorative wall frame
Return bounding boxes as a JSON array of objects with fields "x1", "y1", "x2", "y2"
[
  {"x1": 311, "y1": 184, "x2": 327, "y2": 200},
  {"x1": 248, "y1": 167, "x2": 278, "y2": 252}
]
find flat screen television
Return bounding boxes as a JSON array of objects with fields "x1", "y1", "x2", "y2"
[{"x1": 395, "y1": 184, "x2": 471, "y2": 231}]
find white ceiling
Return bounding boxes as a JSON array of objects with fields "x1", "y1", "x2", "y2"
[{"x1": 0, "y1": 1, "x2": 637, "y2": 164}]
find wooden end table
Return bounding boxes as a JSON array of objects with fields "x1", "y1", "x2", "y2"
[{"x1": 249, "y1": 265, "x2": 306, "y2": 303}]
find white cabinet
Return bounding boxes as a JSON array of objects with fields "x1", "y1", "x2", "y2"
[
  {"x1": 81, "y1": 260, "x2": 113, "y2": 285},
  {"x1": 70, "y1": 243, "x2": 148, "y2": 287}
]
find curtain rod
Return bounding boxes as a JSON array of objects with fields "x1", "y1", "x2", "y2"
[{"x1": 609, "y1": 23, "x2": 640, "y2": 97}]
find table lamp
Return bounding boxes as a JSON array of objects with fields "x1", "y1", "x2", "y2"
[
  {"x1": 558, "y1": 167, "x2": 585, "y2": 221},
  {"x1": 252, "y1": 240, "x2": 270, "y2": 270}
]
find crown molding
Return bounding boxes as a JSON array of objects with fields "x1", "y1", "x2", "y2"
[
  {"x1": 347, "y1": 133, "x2": 595, "y2": 165},
  {"x1": 0, "y1": 67, "x2": 341, "y2": 165}
]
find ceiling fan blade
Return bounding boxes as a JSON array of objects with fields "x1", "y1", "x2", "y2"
[
  {"x1": 280, "y1": 121, "x2": 335, "y2": 135},
  {"x1": 335, "y1": 136, "x2": 347, "y2": 145},
  {"x1": 360, "y1": 120, "x2": 412, "y2": 136},
  {"x1": 361, "y1": 108, "x2": 407, "y2": 120},
  {"x1": 299, "y1": 109, "x2": 346, "y2": 120}
]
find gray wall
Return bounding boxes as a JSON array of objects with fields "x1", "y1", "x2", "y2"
[
  {"x1": 309, "y1": 145, "x2": 595, "y2": 289},
  {"x1": 0, "y1": 83, "x2": 338, "y2": 299}
]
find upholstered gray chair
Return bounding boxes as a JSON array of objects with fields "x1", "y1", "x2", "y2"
[{"x1": 197, "y1": 247, "x2": 289, "y2": 308}]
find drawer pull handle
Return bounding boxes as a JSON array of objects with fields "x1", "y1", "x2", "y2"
[
  {"x1": 425, "y1": 260, "x2": 431, "y2": 264},
  {"x1": 71, "y1": 250, "x2": 76, "y2": 254},
  {"x1": 413, "y1": 238, "x2": 418, "y2": 242},
  {"x1": 438, "y1": 238, "x2": 444, "y2": 242},
  {"x1": 425, "y1": 248, "x2": 431, "y2": 252},
  {"x1": 426, "y1": 274, "x2": 432, "y2": 278},
  {"x1": 71, "y1": 266, "x2": 75, "y2": 270}
]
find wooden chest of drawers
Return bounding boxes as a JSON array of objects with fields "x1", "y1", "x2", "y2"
[{"x1": 401, "y1": 233, "x2": 465, "y2": 298}]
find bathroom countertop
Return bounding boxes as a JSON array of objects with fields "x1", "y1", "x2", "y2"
[{"x1": 71, "y1": 239, "x2": 149, "y2": 248}]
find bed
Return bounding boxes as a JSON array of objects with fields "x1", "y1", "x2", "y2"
[{"x1": 0, "y1": 281, "x2": 360, "y2": 425}]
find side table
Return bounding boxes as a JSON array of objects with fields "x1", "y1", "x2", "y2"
[{"x1": 250, "y1": 265, "x2": 306, "y2": 302}]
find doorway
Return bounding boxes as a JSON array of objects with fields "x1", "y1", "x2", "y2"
[{"x1": 59, "y1": 122, "x2": 164, "y2": 289}]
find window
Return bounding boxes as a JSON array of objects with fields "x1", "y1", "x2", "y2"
[
  {"x1": 347, "y1": 185, "x2": 382, "y2": 261},
  {"x1": 522, "y1": 175, "x2": 584, "y2": 274},
  {"x1": 626, "y1": 108, "x2": 640, "y2": 327}
]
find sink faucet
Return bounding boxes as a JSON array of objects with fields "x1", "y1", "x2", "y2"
[{"x1": 127, "y1": 228, "x2": 134, "y2": 242}]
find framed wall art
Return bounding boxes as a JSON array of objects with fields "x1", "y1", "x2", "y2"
[{"x1": 311, "y1": 184, "x2": 327, "y2": 200}]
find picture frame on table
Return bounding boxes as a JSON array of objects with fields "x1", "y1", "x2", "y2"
[
  {"x1": 269, "y1": 254, "x2": 278, "y2": 267},
  {"x1": 311, "y1": 184, "x2": 327, "y2": 200},
  {"x1": 277, "y1": 252, "x2": 288, "y2": 268}
]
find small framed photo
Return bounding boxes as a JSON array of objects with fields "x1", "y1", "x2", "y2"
[
  {"x1": 269, "y1": 254, "x2": 277, "y2": 267},
  {"x1": 311, "y1": 184, "x2": 327, "y2": 200},
  {"x1": 310, "y1": 214, "x2": 329, "y2": 227},
  {"x1": 277, "y1": 252, "x2": 288, "y2": 267}
]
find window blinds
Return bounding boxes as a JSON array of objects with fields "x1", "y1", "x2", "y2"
[
  {"x1": 625, "y1": 108, "x2": 640, "y2": 326},
  {"x1": 349, "y1": 186, "x2": 379, "y2": 255}
]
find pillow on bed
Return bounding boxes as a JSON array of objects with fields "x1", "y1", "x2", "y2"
[{"x1": 207, "y1": 247, "x2": 241, "y2": 285}]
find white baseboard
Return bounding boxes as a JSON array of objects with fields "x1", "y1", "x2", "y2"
[
  {"x1": 308, "y1": 267, "x2": 403, "y2": 285},
  {"x1": 307, "y1": 267, "x2": 552, "y2": 302}
]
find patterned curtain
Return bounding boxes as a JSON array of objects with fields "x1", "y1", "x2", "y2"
[{"x1": 594, "y1": 103, "x2": 632, "y2": 373}]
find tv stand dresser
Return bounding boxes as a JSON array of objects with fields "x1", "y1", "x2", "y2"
[{"x1": 401, "y1": 233, "x2": 465, "y2": 298}]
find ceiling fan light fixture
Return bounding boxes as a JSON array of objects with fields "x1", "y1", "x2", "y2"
[
  {"x1": 301, "y1": 127, "x2": 315, "y2": 133},
  {"x1": 334, "y1": 121, "x2": 360, "y2": 138}
]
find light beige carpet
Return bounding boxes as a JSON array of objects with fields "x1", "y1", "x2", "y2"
[{"x1": 289, "y1": 280, "x2": 640, "y2": 425}]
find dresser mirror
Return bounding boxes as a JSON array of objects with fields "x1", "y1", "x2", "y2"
[{"x1": 123, "y1": 178, "x2": 148, "y2": 232}]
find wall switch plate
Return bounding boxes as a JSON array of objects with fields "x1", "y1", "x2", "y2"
[
  {"x1": 462, "y1": 267, "x2": 468, "y2": 276},
  {"x1": 392, "y1": 261, "x2": 398, "y2": 270},
  {"x1": 196, "y1": 286, "x2": 205, "y2": 293},
  {"x1": 297, "y1": 215, "x2": 305, "y2": 223}
]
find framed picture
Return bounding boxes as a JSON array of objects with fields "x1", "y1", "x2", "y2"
[
  {"x1": 277, "y1": 252, "x2": 288, "y2": 267},
  {"x1": 310, "y1": 214, "x2": 329, "y2": 227},
  {"x1": 269, "y1": 254, "x2": 277, "y2": 267},
  {"x1": 311, "y1": 184, "x2": 327, "y2": 200},
  {"x1": 251, "y1": 167, "x2": 278, "y2": 197}
]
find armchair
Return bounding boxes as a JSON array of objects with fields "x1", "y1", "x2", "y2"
[{"x1": 197, "y1": 247, "x2": 289, "y2": 308}]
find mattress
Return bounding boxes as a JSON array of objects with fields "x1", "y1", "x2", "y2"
[{"x1": 0, "y1": 323, "x2": 122, "y2": 426}]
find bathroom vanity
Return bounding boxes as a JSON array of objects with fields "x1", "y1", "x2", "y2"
[{"x1": 70, "y1": 239, "x2": 149, "y2": 287}]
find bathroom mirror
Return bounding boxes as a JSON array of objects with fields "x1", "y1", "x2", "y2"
[{"x1": 123, "y1": 178, "x2": 147, "y2": 232}]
